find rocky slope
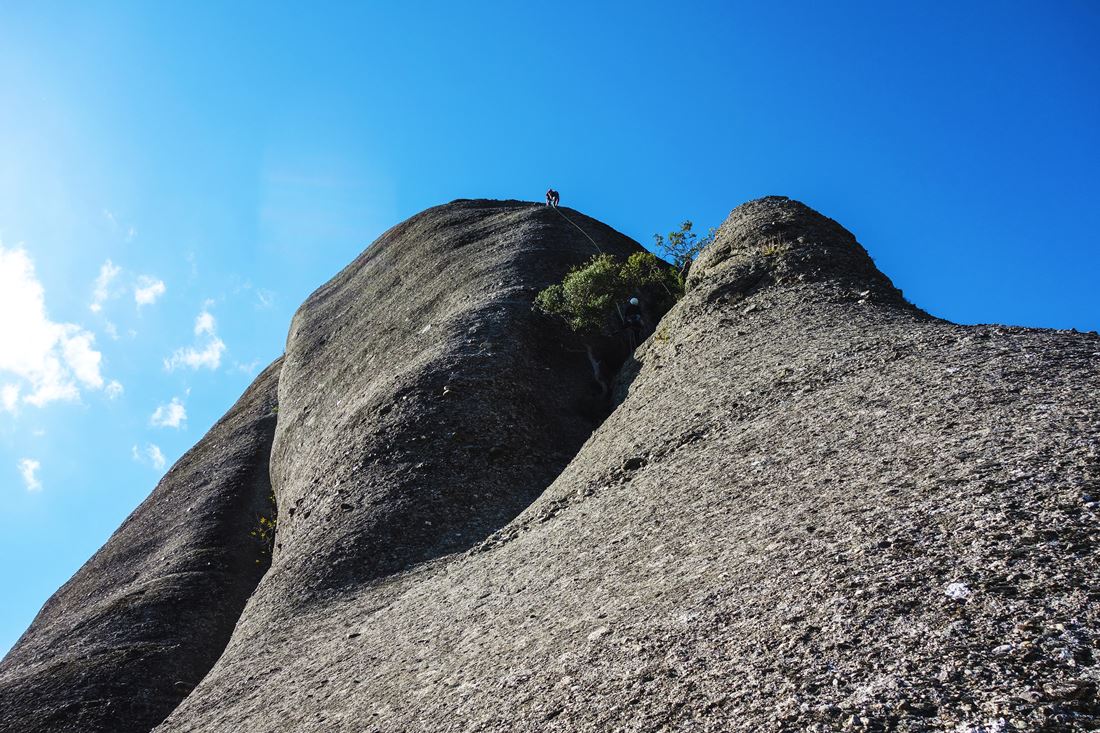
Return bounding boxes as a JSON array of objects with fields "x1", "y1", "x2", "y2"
[
  {"x1": 0, "y1": 360, "x2": 281, "y2": 733},
  {"x1": 3, "y1": 197, "x2": 1098, "y2": 732}
]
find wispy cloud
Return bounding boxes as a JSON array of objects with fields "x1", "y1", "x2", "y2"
[
  {"x1": 132, "y1": 443, "x2": 166, "y2": 470},
  {"x1": 165, "y1": 305, "x2": 225, "y2": 371},
  {"x1": 0, "y1": 242, "x2": 110, "y2": 410},
  {"x1": 166, "y1": 338, "x2": 224, "y2": 371},
  {"x1": 105, "y1": 380, "x2": 123, "y2": 399},
  {"x1": 255, "y1": 289, "x2": 275, "y2": 309},
  {"x1": 19, "y1": 458, "x2": 41, "y2": 492},
  {"x1": 90, "y1": 259, "x2": 122, "y2": 313},
  {"x1": 233, "y1": 359, "x2": 261, "y2": 376},
  {"x1": 195, "y1": 310, "x2": 215, "y2": 336},
  {"x1": 2, "y1": 384, "x2": 19, "y2": 412},
  {"x1": 134, "y1": 276, "x2": 166, "y2": 307},
  {"x1": 150, "y1": 397, "x2": 186, "y2": 428},
  {"x1": 104, "y1": 210, "x2": 137, "y2": 243}
]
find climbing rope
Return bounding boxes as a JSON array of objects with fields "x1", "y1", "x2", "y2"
[{"x1": 550, "y1": 205, "x2": 603, "y2": 255}]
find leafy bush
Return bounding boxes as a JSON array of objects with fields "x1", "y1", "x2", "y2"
[
  {"x1": 535, "y1": 219, "x2": 718, "y2": 338},
  {"x1": 534, "y1": 251, "x2": 681, "y2": 336}
]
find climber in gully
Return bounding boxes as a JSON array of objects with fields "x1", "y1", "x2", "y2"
[{"x1": 623, "y1": 296, "x2": 644, "y2": 350}]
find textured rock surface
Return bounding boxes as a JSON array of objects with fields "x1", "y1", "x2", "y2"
[
  {"x1": 0, "y1": 359, "x2": 281, "y2": 733},
  {"x1": 258, "y1": 199, "x2": 640, "y2": 607},
  {"x1": 5, "y1": 197, "x2": 1099, "y2": 732}
]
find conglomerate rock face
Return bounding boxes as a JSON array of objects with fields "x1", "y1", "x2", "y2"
[{"x1": 4, "y1": 197, "x2": 1099, "y2": 732}]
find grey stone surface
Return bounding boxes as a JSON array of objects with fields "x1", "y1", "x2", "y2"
[
  {"x1": 5, "y1": 197, "x2": 1099, "y2": 732},
  {"x1": 0, "y1": 359, "x2": 281, "y2": 733}
]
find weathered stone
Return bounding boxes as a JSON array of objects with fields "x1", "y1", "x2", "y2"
[{"x1": 4, "y1": 197, "x2": 1098, "y2": 732}]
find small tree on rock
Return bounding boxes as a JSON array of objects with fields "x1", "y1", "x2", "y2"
[{"x1": 653, "y1": 220, "x2": 716, "y2": 273}]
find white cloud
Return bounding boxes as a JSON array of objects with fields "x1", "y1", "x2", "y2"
[
  {"x1": 105, "y1": 380, "x2": 123, "y2": 399},
  {"x1": 1, "y1": 384, "x2": 19, "y2": 413},
  {"x1": 60, "y1": 329, "x2": 104, "y2": 389},
  {"x1": 125, "y1": 226, "x2": 137, "y2": 242},
  {"x1": 90, "y1": 259, "x2": 121, "y2": 313},
  {"x1": 147, "y1": 444, "x2": 166, "y2": 469},
  {"x1": 134, "y1": 276, "x2": 166, "y2": 307},
  {"x1": 255, "y1": 289, "x2": 275, "y2": 309},
  {"x1": 19, "y1": 458, "x2": 41, "y2": 492},
  {"x1": 132, "y1": 443, "x2": 166, "y2": 470},
  {"x1": 165, "y1": 305, "x2": 226, "y2": 371},
  {"x1": 234, "y1": 359, "x2": 261, "y2": 375},
  {"x1": 103, "y1": 209, "x2": 118, "y2": 229},
  {"x1": 0, "y1": 243, "x2": 111, "y2": 409},
  {"x1": 104, "y1": 321, "x2": 119, "y2": 340},
  {"x1": 150, "y1": 397, "x2": 186, "y2": 428},
  {"x1": 165, "y1": 338, "x2": 225, "y2": 371},
  {"x1": 194, "y1": 310, "x2": 215, "y2": 336}
]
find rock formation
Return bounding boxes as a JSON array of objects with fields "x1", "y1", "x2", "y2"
[
  {"x1": 0, "y1": 360, "x2": 281, "y2": 733},
  {"x1": 2, "y1": 197, "x2": 1097, "y2": 732}
]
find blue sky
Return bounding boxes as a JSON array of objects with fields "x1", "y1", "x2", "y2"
[{"x1": 1, "y1": 1, "x2": 1097, "y2": 654}]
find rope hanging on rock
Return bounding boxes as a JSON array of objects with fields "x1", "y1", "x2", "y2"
[{"x1": 551, "y1": 205, "x2": 603, "y2": 255}]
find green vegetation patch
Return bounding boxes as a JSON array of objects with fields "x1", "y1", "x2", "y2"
[
  {"x1": 535, "y1": 251, "x2": 681, "y2": 336},
  {"x1": 534, "y1": 221, "x2": 715, "y2": 337}
]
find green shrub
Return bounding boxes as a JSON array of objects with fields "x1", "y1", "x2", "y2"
[{"x1": 534, "y1": 251, "x2": 681, "y2": 336}]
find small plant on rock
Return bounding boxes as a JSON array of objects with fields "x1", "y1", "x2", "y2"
[
  {"x1": 249, "y1": 492, "x2": 278, "y2": 563},
  {"x1": 759, "y1": 237, "x2": 789, "y2": 257}
]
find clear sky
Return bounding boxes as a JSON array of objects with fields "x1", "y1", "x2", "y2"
[{"x1": 1, "y1": 2, "x2": 1097, "y2": 655}]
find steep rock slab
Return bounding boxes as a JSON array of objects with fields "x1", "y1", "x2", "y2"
[
  {"x1": 160, "y1": 198, "x2": 1098, "y2": 732},
  {"x1": 0, "y1": 359, "x2": 282, "y2": 733},
  {"x1": 157, "y1": 199, "x2": 643, "y2": 729}
]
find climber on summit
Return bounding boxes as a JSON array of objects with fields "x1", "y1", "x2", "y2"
[
  {"x1": 624, "y1": 296, "x2": 644, "y2": 348},
  {"x1": 545, "y1": 188, "x2": 559, "y2": 207}
]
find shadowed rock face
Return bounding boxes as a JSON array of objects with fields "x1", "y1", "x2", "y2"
[
  {"x1": 5, "y1": 197, "x2": 1099, "y2": 732},
  {"x1": 0, "y1": 360, "x2": 281, "y2": 733}
]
